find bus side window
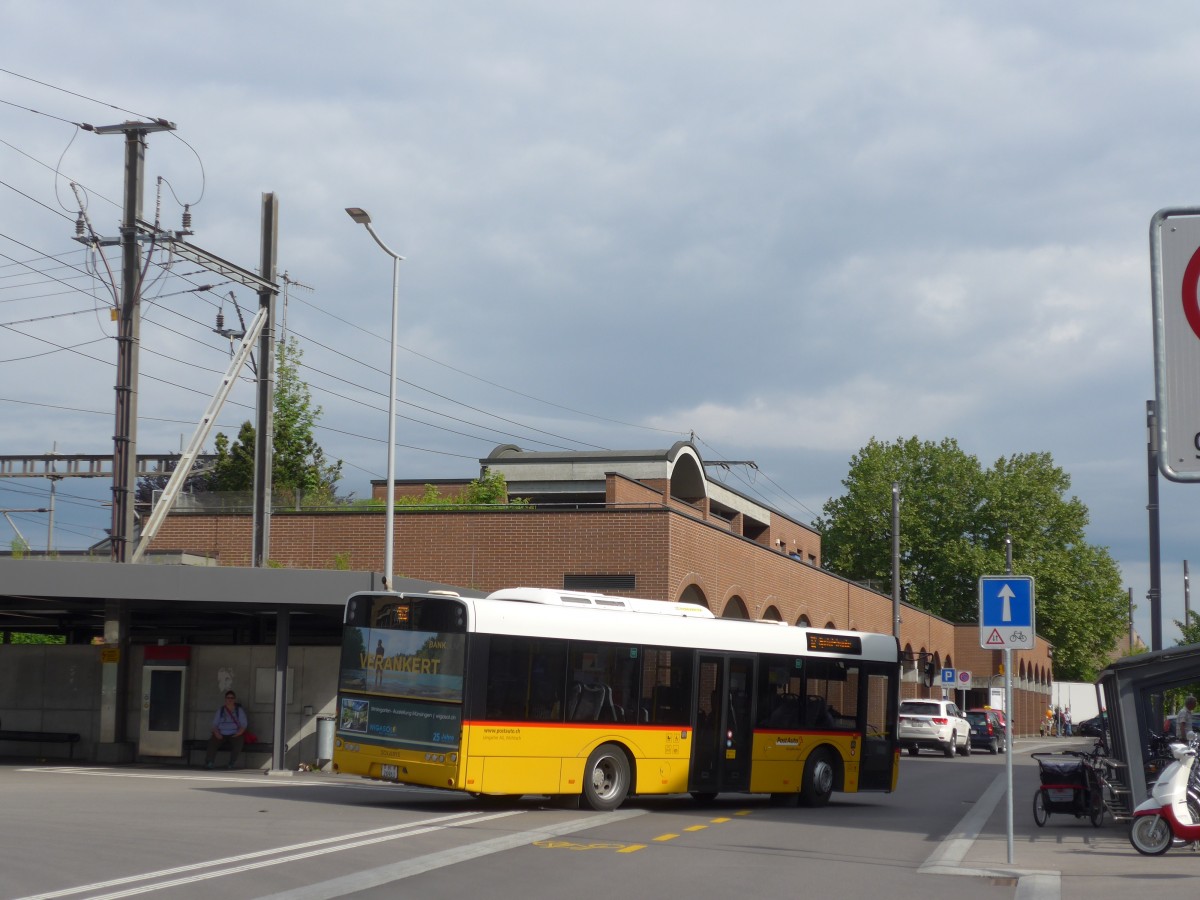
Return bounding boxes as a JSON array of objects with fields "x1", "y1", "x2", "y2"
[
  {"x1": 640, "y1": 647, "x2": 692, "y2": 726},
  {"x1": 757, "y1": 657, "x2": 804, "y2": 729},
  {"x1": 651, "y1": 684, "x2": 684, "y2": 724},
  {"x1": 767, "y1": 694, "x2": 800, "y2": 728},
  {"x1": 804, "y1": 695, "x2": 833, "y2": 728},
  {"x1": 484, "y1": 635, "x2": 567, "y2": 722},
  {"x1": 486, "y1": 677, "x2": 521, "y2": 720}
]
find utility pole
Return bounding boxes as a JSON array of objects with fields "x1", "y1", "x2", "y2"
[
  {"x1": 1147, "y1": 400, "x2": 1163, "y2": 650},
  {"x1": 1129, "y1": 587, "x2": 1135, "y2": 649},
  {"x1": 278, "y1": 271, "x2": 313, "y2": 346},
  {"x1": 253, "y1": 194, "x2": 278, "y2": 569},
  {"x1": 891, "y1": 482, "x2": 901, "y2": 640},
  {"x1": 94, "y1": 119, "x2": 176, "y2": 562},
  {"x1": 46, "y1": 442, "x2": 59, "y2": 553},
  {"x1": 1186, "y1": 560, "x2": 1192, "y2": 625}
]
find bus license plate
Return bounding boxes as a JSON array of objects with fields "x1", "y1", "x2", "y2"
[{"x1": 382, "y1": 765, "x2": 398, "y2": 781}]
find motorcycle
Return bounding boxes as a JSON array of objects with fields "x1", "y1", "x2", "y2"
[{"x1": 1129, "y1": 733, "x2": 1200, "y2": 855}]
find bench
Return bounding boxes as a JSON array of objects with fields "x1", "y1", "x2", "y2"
[
  {"x1": 182, "y1": 738, "x2": 275, "y2": 766},
  {"x1": 0, "y1": 729, "x2": 82, "y2": 759}
]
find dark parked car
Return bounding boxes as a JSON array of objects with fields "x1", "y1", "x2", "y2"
[
  {"x1": 1076, "y1": 713, "x2": 1108, "y2": 738},
  {"x1": 968, "y1": 706, "x2": 1006, "y2": 731},
  {"x1": 965, "y1": 709, "x2": 1007, "y2": 754}
]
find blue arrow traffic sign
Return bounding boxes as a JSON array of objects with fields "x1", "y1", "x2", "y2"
[
  {"x1": 979, "y1": 575, "x2": 1035, "y2": 649},
  {"x1": 981, "y1": 577, "x2": 1032, "y2": 627}
]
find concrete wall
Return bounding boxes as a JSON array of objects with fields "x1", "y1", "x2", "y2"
[
  {"x1": 0, "y1": 644, "x2": 338, "y2": 767},
  {"x1": 0, "y1": 645, "x2": 101, "y2": 757}
]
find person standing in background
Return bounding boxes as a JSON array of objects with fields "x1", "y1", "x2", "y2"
[{"x1": 1177, "y1": 695, "x2": 1198, "y2": 740}]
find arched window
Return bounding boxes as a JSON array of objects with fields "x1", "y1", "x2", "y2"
[
  {"x1": 678, "y1": 584, "x2": 709, "y2": 611},
  {"x1": 722, "y1": 597, "x2": 749, "y2": 619}
]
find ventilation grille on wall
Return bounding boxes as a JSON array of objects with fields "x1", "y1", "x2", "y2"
[{"x1": 563, "y1": 574, "x2": 636, "y2": 592}]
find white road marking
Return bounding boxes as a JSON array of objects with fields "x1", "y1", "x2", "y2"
[
  {"x1": 253, "y1": 808, "x2": 648, "y2": 900},
  {"x1": 12, "y1": 810, "x2": 519, "y2": 900},
  {"x1": 19, "y1": 766, "x2": 437, "y2": 793}
]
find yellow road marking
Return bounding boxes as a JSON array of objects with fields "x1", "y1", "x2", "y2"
[
  {"x1": 533, "y1": 839, "x2": 641, "y2": 852},
  {"x1": 554, "y1": 807, "x2": 747, "y2": 855}
]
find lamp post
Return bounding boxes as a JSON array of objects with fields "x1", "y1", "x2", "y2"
[{"x1": 346, "y1": 207, "x2": 404, "y2": 591}]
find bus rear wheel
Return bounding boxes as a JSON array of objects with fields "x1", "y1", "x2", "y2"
[{"x1": 583, "y1": 743, "x2": 630, "y2": 811}]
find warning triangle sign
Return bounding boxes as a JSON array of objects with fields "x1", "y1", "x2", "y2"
[{"x1": 985, "y1": 628, "x2": 1005, "y2": 646}]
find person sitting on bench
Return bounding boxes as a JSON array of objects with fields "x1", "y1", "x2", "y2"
[{"x1": 205, "y1": 691, "x2": 248, "y2": 770}]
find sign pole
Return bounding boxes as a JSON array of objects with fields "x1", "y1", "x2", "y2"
[
  {"x1": 980, "y1": 558, "x2": 1031, "y2": 866},
  {"x1": 1005, "y1": 646, "x2": 1013, "y2": 864},
  {"x1": 1004, "y1": 537, "x2": 1015, "y2": 865}
]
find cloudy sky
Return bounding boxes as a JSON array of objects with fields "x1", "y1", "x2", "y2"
[{"x1": 1, "y1": 2, "x2": 1197, "y2": 644}]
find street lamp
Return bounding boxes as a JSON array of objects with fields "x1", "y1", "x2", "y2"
[{"x1": 345, "y1": 207, "x2": 404, "y2": 591}]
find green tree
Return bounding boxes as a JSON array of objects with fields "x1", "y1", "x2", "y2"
[
  {"x1": 210, "y1": 423, "x2": 257, "y2": 492},
  {"x1": 7, "y1": 633, "x2": 64, "y2": 645},
  {"x1": 815, "y1": 436, "x2": 1128, "y2": 681},
  {"x1": 1167, "y1": 612, "x2": 1200, "y2": 709},
  {"x1": 1176, "y1": 611, "x2": 1200, "y2": 647},
  {"x1": 208, "y1": 338, "x2": 343, "y2": 502},
  {"x1": 391, "y1": 469, "x2": 529, "y2": 508},
  {"x1": 272, "y1": 338, "x2": 342, "y2": 501}
]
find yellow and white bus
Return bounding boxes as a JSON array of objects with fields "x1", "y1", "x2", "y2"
[{"x1": 332, "y1": 587, "x2": 900, "y2": 809}]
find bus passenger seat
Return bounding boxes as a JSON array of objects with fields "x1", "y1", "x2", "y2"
[
  {"x1": 568, "y1": 683, "x2": 608, "y2": 721},
  {"x1": 804, "y1": 696, "x2": 831, "y2": 728}
]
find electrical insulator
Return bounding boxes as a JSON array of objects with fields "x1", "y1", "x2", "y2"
[
  {"x1": 216, "y1": 311, "x2": 224, "y2": 330},
  {"x1": 182, "y1": 205, "x2": 192, "y2": 231},
  {"x1": 75, "y1": 213, "x2": 85, "y2": 237}
]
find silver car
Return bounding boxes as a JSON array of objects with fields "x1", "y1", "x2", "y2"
[{"x1": 898, "y1": 698, "x2": 972, "y2": 757}]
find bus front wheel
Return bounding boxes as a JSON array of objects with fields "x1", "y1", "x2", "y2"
[
  {"x1": 799, "y1": 749, "x2": 835, "y2": 807},
  {"x1": 583, "y1": 743, "x2": 630, "y2": 811}
]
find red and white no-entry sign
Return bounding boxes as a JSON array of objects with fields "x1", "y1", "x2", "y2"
[{"x1": 1152, "y1": 208, "x2": 1200, "y2": 481}]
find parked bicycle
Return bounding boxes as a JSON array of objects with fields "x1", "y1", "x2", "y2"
[{"x1": 1145, "y1": 730, "x2": 1177, "y2": 788}]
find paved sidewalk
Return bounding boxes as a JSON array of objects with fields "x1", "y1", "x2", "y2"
[{"x1": 932, "y1": 738, "x2": 1200, "y2": 900}]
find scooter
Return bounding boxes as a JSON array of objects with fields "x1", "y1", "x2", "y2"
[{"x1": 1129, "y1": 734, "x2": 1200, "y2": 855}]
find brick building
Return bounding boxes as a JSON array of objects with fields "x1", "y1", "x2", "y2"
[{"x1": 149, "y1": 441, "x2": 1055, "y2": 733}]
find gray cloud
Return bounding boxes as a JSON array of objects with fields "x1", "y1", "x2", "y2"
[{"x1": 3, "y1": 1, "x2": 1199, "y2": 643}]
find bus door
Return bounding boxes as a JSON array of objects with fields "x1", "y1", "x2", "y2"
[
  {"x1": 857, "y1": 664, "x2": 899, "y2": 791},
  {"x1": 690, "y1": 654, "x2": 755, "y2": 795}
]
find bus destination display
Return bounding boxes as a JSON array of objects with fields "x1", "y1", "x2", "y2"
[{"x1": 806, "y1": 632, "x2": 862, "y2": 655}]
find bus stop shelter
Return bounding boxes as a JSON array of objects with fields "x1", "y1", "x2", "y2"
[
  {"x1": 0, "y1": 557, "x2": 476, "y2": 769},
  {"x1": 1096, "y1": 642, "x2": 1200, "y2": 808}
]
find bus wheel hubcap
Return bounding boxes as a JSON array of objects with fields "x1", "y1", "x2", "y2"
[
  {"x1": 814, "y1": 760, "x2": 833, "y2": 793},
  {"x1": 593, "y1": 758, "x2": 617, "y2": 796}
]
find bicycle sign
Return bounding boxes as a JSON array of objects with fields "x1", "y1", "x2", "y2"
[{"x1": 979, "y1": 576, "x2": 1035, "y2": 649}]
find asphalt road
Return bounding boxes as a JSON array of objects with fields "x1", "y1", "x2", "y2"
[{"x1": 0, "y1": 738, "x2": 1195, "y2": 900}]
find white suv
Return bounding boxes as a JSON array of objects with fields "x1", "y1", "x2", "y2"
[{"x1": 898, "y1": 698, "x2": 971, "y2": 757}]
